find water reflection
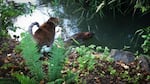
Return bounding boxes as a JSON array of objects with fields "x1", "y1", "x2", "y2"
[
  {"x1": 55, "y1": 1, "x2": 149, "y2": 51},
  {"x1": 8, "y1": 1, "x2": 79, "y2": 41},
  {"x1": 8, "y1": 0, "x2": 149, "y2": 52}
]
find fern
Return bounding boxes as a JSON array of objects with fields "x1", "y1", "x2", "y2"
[
  {"x1": 48, "y1": 38, "x2": 66, "y2": 82},
  {"x1": 20, "y1": 34, "x2": 67, "y2": 83},
  {"x1": 12, "y1": 73, "x2": 37, "y2": 84},
  {"x1": 64, "y1": 71, "x2": 78, "y2": 84},
  {"x1": 20, "y1": 33, "x2": 45, "y2": 81}
]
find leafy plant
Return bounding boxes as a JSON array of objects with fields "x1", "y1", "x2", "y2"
[
  {"x1": 1, "y1": 43, "x2": 9, "y2": 52},
  {"x1": 132, "y1": 26, "x2": 150, "y2": 54},
  {"x1": 76, "y1": 45, "x2": 96, "y2": 71},
  {"x1": 76, "y1": 45, "x2": 95, "y2": 56},
  {"x1": 0, "y1": 63, "x2": 14, "y2": 69},
  {"x1": 146, "y1": 75, "x2": 150, "y2": 80},
  {"x1": 141, "y1": 26, "x2": 150, "y2": 54},
  {"x1": 12, "y1": 73, "x2": 37, "y2": 84},
  {"x1": 48, "y1": 38, "x2": 66, "y2": 82},
  {"x1": 14, "y1": 45, "x2": 22, "y2": 53},
  {"x1": 99, "y1": 71, "x2": 105, "y2": 77},
  {"x1": 120, "y1": 71, "x2": 131, "y2": 81},
  {"x1": 20, "y1": 33, "x2": 45, "y2": 81},
  {"x1": 77, "y1": 54, "x2": 95, "y2": 71},
  {"x1": 96, "y1": 46, "x2": 114, "y2": 62},
  {"x1": 0, "y1": 0, "x2": 35, "y2": 37},
  {"x1": 64, "y1": 70, "x2": 78, "y2": 84},
  {"x1": 108, "y1": 65, "x2": 117, "y2": 76}
]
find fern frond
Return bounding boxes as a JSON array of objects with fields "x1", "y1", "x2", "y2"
[
  {"x1": 12, "y1": 73, "x2": 37, "y2": 84},
  {"x1": 48, "y1": 38, "x2": 66, "y2": 81},
  {"x1": 20, "y1": 33, "x2": 45, "y2": 81}
]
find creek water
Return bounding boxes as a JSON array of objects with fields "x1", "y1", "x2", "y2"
[{"x1": 8, "y1": 0, "x2": 150, "y2": 52}]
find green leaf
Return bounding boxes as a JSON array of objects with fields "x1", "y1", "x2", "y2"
[
  {"x1": 20, "y1": 33, "x2": 44, "y2": 81},
  {"x1": 48, "y1": 38, "x2": 66, "y2": 81},
  {"x1": 12, "y1": 73, "x2": 37, "y2": 84}
]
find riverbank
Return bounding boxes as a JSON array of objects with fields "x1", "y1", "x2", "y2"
[{"x1": 0, "y1": 37, "x2": 150, "y2": 84}]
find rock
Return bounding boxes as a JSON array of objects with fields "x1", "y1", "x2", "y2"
[
  {"x1": 138, "y1": 55, "x2": 150, "y2": 73},
  {"x1": 110, "y1": 49, "x2": 135, "y2": 64}
]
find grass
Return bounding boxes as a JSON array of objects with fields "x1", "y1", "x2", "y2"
[{"x1": 50, "y1": 0, "x2": 150, "y2": 19}]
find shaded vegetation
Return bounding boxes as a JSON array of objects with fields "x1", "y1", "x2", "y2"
[
  {"x1": 0, "y1": 0, "x2": 35, "y2": 37},
  {"x1": 140, "y1": 26, "x2": 150, "y2": 54},
  {"x1": 131, "y1": 26, "x2": 150, "y2": 55},
  {"x1": 50, "y1": 0, "x2": 150, "y2": 19}
]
